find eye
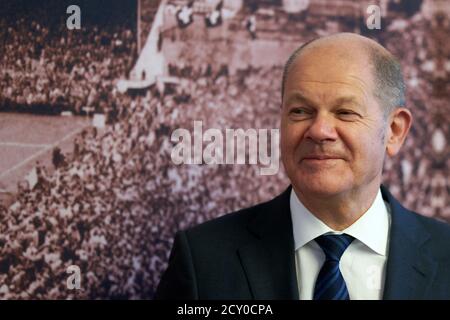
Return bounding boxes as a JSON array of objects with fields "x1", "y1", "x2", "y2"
[
  {"x1": 337, "y1": 109, "x2": 361, "y2": 119},
  {"x1": 289, "y1": 107, "x2": 311, "y2": 115},
  {"x1": 338, "y1": 109, "x2": 354, "y2": 115}
]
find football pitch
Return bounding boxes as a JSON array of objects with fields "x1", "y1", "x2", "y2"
[{"x1": 0, "y1": 112, "x2": 90, "y2": 199}]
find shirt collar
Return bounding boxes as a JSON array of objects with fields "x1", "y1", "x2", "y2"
[{"x1": 290, "y1": 188, "x2": 390, "y2": 256}]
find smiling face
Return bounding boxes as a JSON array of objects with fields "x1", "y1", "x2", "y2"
[{"x1": 281, "y1": 40, "x2": 388, "y2": 198}]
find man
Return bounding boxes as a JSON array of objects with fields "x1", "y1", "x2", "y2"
[{"x1": 155, "y1": 33, "x2": 450, "y2": 300}]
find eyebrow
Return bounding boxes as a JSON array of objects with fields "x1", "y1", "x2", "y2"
[
  {"x1": 284, "y1": 92, "x2": 318, "y2": 108},
  {"x1": 284, "y1": 92, "x2": 361, "y2": 108},
  {"x1": 332, "y1": 96, "x2": 361, "y2": 108}
]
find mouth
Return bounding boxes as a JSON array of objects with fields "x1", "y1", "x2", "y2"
[
  {"x1": 299, "y1": 155, "x2": 343, "y2": 167},
  {"x1": 302, "y1": 155, "x2": 342, "y2": 161}
]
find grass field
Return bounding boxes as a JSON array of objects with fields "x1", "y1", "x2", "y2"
[{"x1": 0, "y1": 112, "x2": 90, "y2": 201}]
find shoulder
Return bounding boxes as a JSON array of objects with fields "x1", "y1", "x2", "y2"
[
  {"x1": 183, "y1": 197, "x2": 271, "y2": 242},
  {"x1": 413, "y1": 211, "x2": 450, "y2": 241},
  {"x1": 381, "y1": 185, "x2": 450, "y2": 259},
  {"x1": 404, "y1": 209, "x2": 450, "y2": 260},
  {"x1": 180, "y1": 186, "x2": 291, "y2": 247}
]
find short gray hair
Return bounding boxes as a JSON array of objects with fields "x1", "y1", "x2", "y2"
[
  {"x1": 281, "y1": 37, "x2": 406, "y2": 117},
  {"x1": 367, "y1": 46, "x2": 406, "y2": 117}
]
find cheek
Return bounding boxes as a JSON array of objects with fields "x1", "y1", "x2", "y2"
[
  {"x1": 281, "y1": 123, "x2": 305, "y2": 157},
  {"x1": 281, "y1": 131, "x2": 302, "y2": 165},
  {"x1": 340, "y1": 128, "x2": 384, "y2": 168}
]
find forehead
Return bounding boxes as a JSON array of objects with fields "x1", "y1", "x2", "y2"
[{"x1": 284, "y1": 45, "x2": 375, "y2": 102}]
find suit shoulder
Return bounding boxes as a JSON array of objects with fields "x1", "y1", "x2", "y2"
[
  {"x1": 414, "y1": 212, "x2": 450, "y2": 239},
  {"x1": 177, "y1": 186, "x2": 292, "y2": 253},
  {"x1": 409, "y1": 210, "x2": 450, "y2": 259},
  {"x1": 184, "y1": 198, "x2": 271, "y2": 240}
]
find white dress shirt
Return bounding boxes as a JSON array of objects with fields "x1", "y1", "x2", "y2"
[{"x1": 290, "y1": 188, "x2": 391, "y2": 300}]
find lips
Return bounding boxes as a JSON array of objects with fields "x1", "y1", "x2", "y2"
[{"x1": 302, "y1": 155, "x2": 341, "y2": 160}]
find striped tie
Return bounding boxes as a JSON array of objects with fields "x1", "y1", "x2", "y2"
[{"x1": 313, "y1": 234, "x2": 354, "y2": 300}]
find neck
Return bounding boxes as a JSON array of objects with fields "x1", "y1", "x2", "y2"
[{"x1": 294, "y1": 181, "x2": 381, "y2": 231}]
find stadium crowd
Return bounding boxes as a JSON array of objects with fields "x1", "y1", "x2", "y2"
[
  {"x1": 0, "y1": 1, "x2": 136, "y2": 115},
  {"x1": 0, "y1": 65, "x2": 288, "y2": 298}
]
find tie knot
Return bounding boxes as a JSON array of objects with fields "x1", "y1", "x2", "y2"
[{"x1": 315, "y1": 234, "x2": 354, "y2": 261}]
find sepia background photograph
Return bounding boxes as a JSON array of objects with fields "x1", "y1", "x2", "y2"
[{"x1": 0, "y1": 0, "x2": 448, "y2": 299}]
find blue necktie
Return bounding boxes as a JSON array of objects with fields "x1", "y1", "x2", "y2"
[{"x1": 313, "y1": 234, "x2": 354, "y2": 300}]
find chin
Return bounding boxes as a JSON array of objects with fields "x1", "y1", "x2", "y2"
[{"x1": 292, "y1": 172, "x2": 353, "y2": 197}]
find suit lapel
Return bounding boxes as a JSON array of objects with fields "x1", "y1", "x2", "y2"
[
  {"x1": 238, "y1": 186, "x2": 299, "y2": 300},
  {"x1": 381, "y1": 185, "x2": 438, "y2": 299}
]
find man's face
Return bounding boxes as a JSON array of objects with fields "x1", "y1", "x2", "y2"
[{"x1": 281, "y1": 46, "x2": 388, "y2": 198}]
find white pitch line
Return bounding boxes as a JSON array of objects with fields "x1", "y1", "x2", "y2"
[
  {"x1": 0, "y1": 125, "x2": 88, "y2": 179},
  {"x1": 0, "y1": 142, "x2": 51, "y2": 148}
]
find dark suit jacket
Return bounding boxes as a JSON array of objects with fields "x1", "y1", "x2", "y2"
[{"x1": 154, "y1": 185, "x2": 450, "y2": 299}]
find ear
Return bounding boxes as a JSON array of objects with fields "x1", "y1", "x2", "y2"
[{"x1": 386, "y1": 107, "x2": 413, "y2": 157}]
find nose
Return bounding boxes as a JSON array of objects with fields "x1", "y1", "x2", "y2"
[{"x1": 304, "y1": 113, "x2": 338, "y2": 143}]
